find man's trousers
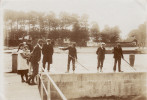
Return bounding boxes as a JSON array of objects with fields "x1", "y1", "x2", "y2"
[
  {"x1": 28, "y1": 62, "x2": 39, "y2": 83},
  {"x1": 67, "y1": 57, "x2": 75, "y2": 71},
  {"x1": 113, "y1": 58, "x2": 121, "y2": 72},
  {"x1": 97, "y1": 58, "x2": 104, "y2": 69}
]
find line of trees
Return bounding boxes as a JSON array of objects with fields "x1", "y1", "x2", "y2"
[
  {"x1": 4, "y1": 10, "x2": 122, "y2": 46},
  {"x1": 125, "y1": 22, "x2": 146, "y2": 46},
  {"x1": 90, "y1": 22, "x2": 121, "y2": 43}
]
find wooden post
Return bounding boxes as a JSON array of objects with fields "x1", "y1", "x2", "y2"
[
  {"x1": 129, "y1": 54, "x2": 135, "y2": 67},
  {"x1": 12, "y1": 53, "x2": 18, "y2": 73}
]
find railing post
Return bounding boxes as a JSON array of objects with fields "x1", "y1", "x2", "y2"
[
  {"x1": 41, "y1": 74, "x2": 48, "y2": 100},
  {"x1": 36, "y1": 74, "x2": 39, "y2": 85},
  {"x1": 37, "y1": 74, "x2": 41, "y2": 93},
  {"x1": 47, "y1": 79, "x2": 51, "y2": 100},
  {"x1": 40, "y1": 75, "x2": 44, "y2": 100},
  {"x1": 39, "y1": 72, "x2": 67, "y2": 100}
]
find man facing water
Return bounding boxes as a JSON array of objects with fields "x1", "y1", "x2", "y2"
[
  {"x1": 113, "y1": 43, "x2": 124, "y2": 72},
  {"x1": 42, "y1": 39, "x2": 54, "y2": 72},
  {"x1": 96, "y1": 43, "x2": 106, "y2": 72},
  {"x1": 61, "y1": 43, "x2": 77, "y2": 73}
]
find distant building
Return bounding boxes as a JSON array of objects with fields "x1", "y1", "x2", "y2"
[
  {"x1": 19, "y1": 35, "x2": 32, "y2": 40},
  {"x1": 63, "y1": 38, "x2": 70, "y2": 44},
  {"x1": 86, "y1": 37, "x2": 102, "y2": 46},
  {"x1": 132, "y1": 39, "x2": 137, "y2": 46}
]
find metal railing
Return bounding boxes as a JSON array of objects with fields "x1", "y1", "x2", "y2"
[{"x1": 38, "y1": 67, "x2": 67, "y2": 100}]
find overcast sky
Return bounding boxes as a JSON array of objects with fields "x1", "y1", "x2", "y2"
[{"x1": 2, "y1": 0, "x2": 147, "y2": 39}]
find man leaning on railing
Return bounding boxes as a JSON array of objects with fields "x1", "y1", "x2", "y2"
[{"x1": 26, "y1": 39, "x2": 43, "y2": 85}]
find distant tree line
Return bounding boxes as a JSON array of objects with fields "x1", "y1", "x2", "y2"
[
  {"x1": 90, "y1": 23, "x2": 121, "y2": 43},
  {"x1": 4, "y1": 10, "x2": 122, "y2": 46},
  {"x1": 125, "y1": 22, "x2": 146, "y2": 46}
]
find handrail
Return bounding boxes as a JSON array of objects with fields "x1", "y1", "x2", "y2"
[
  {"x1": 38, "y1": 75, "x2": 48, "y2": 96},
  {"x1": 39, "y1": 66, "x2": 67, "y2": 100}
]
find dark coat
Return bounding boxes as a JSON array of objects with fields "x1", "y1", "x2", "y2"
[
  {"x1": 63, "y1": 47, "x2": 77, "y2": 59},
  {"x1": 30, "y1": 44, "x2": 42, "y2": 63},
  {"x1": 113, "y1": 46, "x2": 124, "y2": 59},
  {"x1": 96, "y1": 47, "x2": 105, "y2": 60},
  {"x1": 42, "y1": 44, "x2": 53, "y2": 63}
]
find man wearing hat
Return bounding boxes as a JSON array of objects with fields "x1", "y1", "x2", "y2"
[
  {"x1": 96, "y1": 43, "x2": 106, "y2": 72},
  {"x1": 26, "y1": 39, "x2": 43, "y2": 85},
  {"x1": 113, "y1": 43, "x2": 124, "y2": 72},
  {"x1": 42, "y1": 39, "x2": 54, "y2": 72},
  {"x1": 61, "y1": 43, "x2": 77, "y2": 73}
]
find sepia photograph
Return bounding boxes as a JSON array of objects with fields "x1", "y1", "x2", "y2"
[{"x1": 1, "y1": 0, "x2": 147, "y2": 100}]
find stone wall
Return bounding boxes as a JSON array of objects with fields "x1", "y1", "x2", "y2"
[{"x1": 49, "y1": 72, "x2": 147, "y2": 99}]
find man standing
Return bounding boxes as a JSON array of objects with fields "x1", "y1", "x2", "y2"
[
  {"x1": 113, "y1": 43, "x2": 124, "y2": 72},
  {"x1": 42, "y1": 39, "x2": 54, "y2": 72},
  {"x1": 61, "y1": 43, "x2": 77, "y2": 73},
  {"x1": 26, "y1": 39, "x2": 43, "y2": 85},
  {"x1": 96, "y1": 43, "x2": 105, "y2": 72}
]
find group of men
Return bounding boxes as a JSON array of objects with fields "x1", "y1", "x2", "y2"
[
  {"x1": 25, "y1": 39, "x2": 124, "y2": 85},
  {"x1": 96, "y1": 43, "x2": 124, "y2": 72},
  {"x1": 26, "y1": 39, "x2": 77, "y2": 85}
]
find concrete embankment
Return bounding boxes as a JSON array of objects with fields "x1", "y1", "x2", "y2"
[{"x1": 49, "y1": 72, "x2": 147, "y2": 100}]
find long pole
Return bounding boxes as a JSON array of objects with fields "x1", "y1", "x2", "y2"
[
  {"x1": 59, "y1": 47, "x2": 89, "y2": 71},
  {"x1": 68, "y1": 54, "x2": 89, "y2": 71},
  {"x1": 115, "y1": 48, "x2": 136, "y2": 72},
  {"x1": 123, "y1": 58, "x2": 136, "y2": 71}
]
